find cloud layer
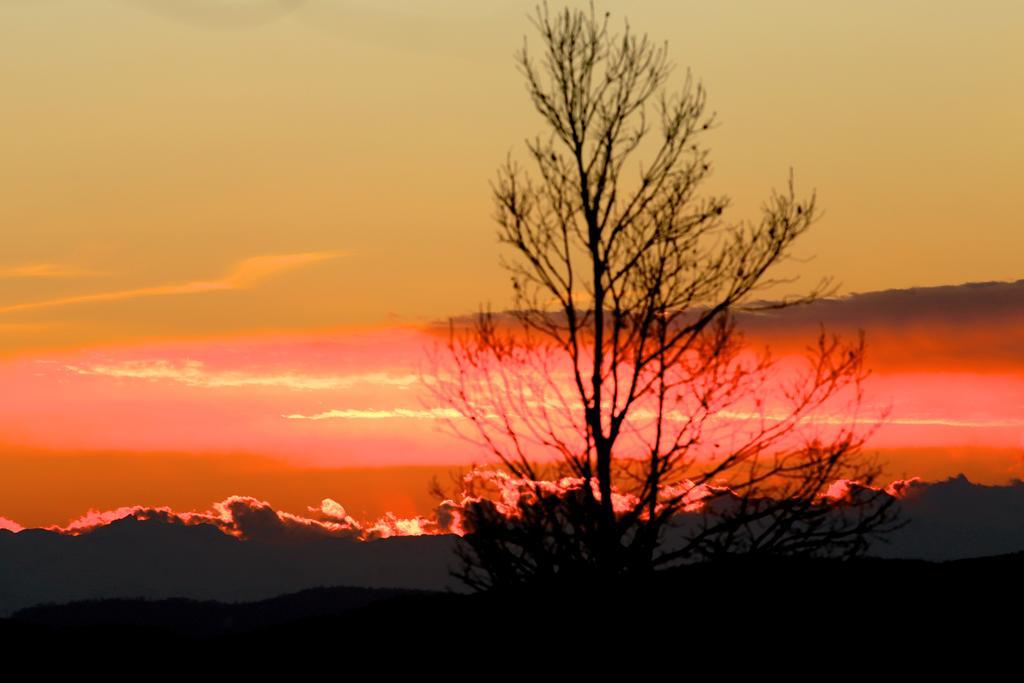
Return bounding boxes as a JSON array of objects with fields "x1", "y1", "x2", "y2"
[
  {"x1": 11, "y1": 469, "x2": 911, "y2": 544},
  {"x1": 48, "y1": 493, "x2": 455, "y2": 543},
  {"x1": 66, "y1": 360, "x2": 416, "y2": 392},
  {"x1": 738, "y1": 279, "x2": 1024, "y2": 372},
  {"x1": 3, "y1": 471, "x2": 1021, "y2": 565}
]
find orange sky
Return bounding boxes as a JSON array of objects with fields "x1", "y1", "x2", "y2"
[
  {"x1": 1, "y1": 2, "x2": 1022, "y2": 353},
  {"x1": 0, "y1": 2, "x2": 1022, "y2": 527}
]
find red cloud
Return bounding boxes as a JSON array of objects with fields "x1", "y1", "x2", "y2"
[
  {"x1": 8, "y1": 469, "x2": 915, "y2": 542},
  {"x1": 49, "y1": 494, "x2": 459, "y2": 542}
]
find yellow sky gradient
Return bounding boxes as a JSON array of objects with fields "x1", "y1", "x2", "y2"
[{"x1": 1, "y1": 1, "x2": 1022, "y2": 353}]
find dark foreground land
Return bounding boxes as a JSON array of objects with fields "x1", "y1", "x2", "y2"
[{"x1": 2, "y1": 553, "x2": 1019, "y2": 661}]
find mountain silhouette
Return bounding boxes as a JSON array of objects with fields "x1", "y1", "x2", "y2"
[
  {"x1": 1, "y1": 474, "x2": 1022, "y2": 616},
  {"x1": 873, "y1": 475, "x2": 1024, "y2": 560},
  {"x1": 0, "y1": 516, "x2": 460, "y2": 615}
]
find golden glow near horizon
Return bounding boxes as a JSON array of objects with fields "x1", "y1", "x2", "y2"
[{"x1": 0, "y1": 1, "x2": 1021, "y2": 353}]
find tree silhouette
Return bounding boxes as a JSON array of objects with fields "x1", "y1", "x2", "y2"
[{"x1": 428, "y1": 2, "x2": 899, "y2": 591}]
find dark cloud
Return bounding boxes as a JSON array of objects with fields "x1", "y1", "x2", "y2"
[
  {"x1": 435, "y1": 280, "x2": 1024, "y2": 371},
  {"x1": 745, "y1": 280, "x2": 1024, "y2": 329},
  {"x1": 737, "y1": 280, "x2": 1024, "y2": 371}
]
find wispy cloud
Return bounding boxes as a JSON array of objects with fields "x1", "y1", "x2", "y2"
[
  {"x1": 284, "y1": 408, "x2": 462, "y2": 420},
  {"x1": 0, "y1": 263, "x2": 99, "y2": 279},
  {"x1": 282, "y1": 404, "x2": 1024, "y2": 430},
  {"x1": 877, "y1": 416, "x2": 1024, "y2": 429},
  {"x1": 65, "y1": 359, "x2": 415, "y2": 392},
  {"x1": 0, "y1": 252, "x2": 342, "y2": 315},
  {"x1": 653, "y1": 409, "x2": 1024, "y2": 430}
]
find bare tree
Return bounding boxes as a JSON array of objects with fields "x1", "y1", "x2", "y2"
[{"x1": 427, "y1": 3, "x2": 899, "y2": 590}]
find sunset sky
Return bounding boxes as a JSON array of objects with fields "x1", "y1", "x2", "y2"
[{"x1": 1, "y1": 1, "x2": 1022, "y2": 529}]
